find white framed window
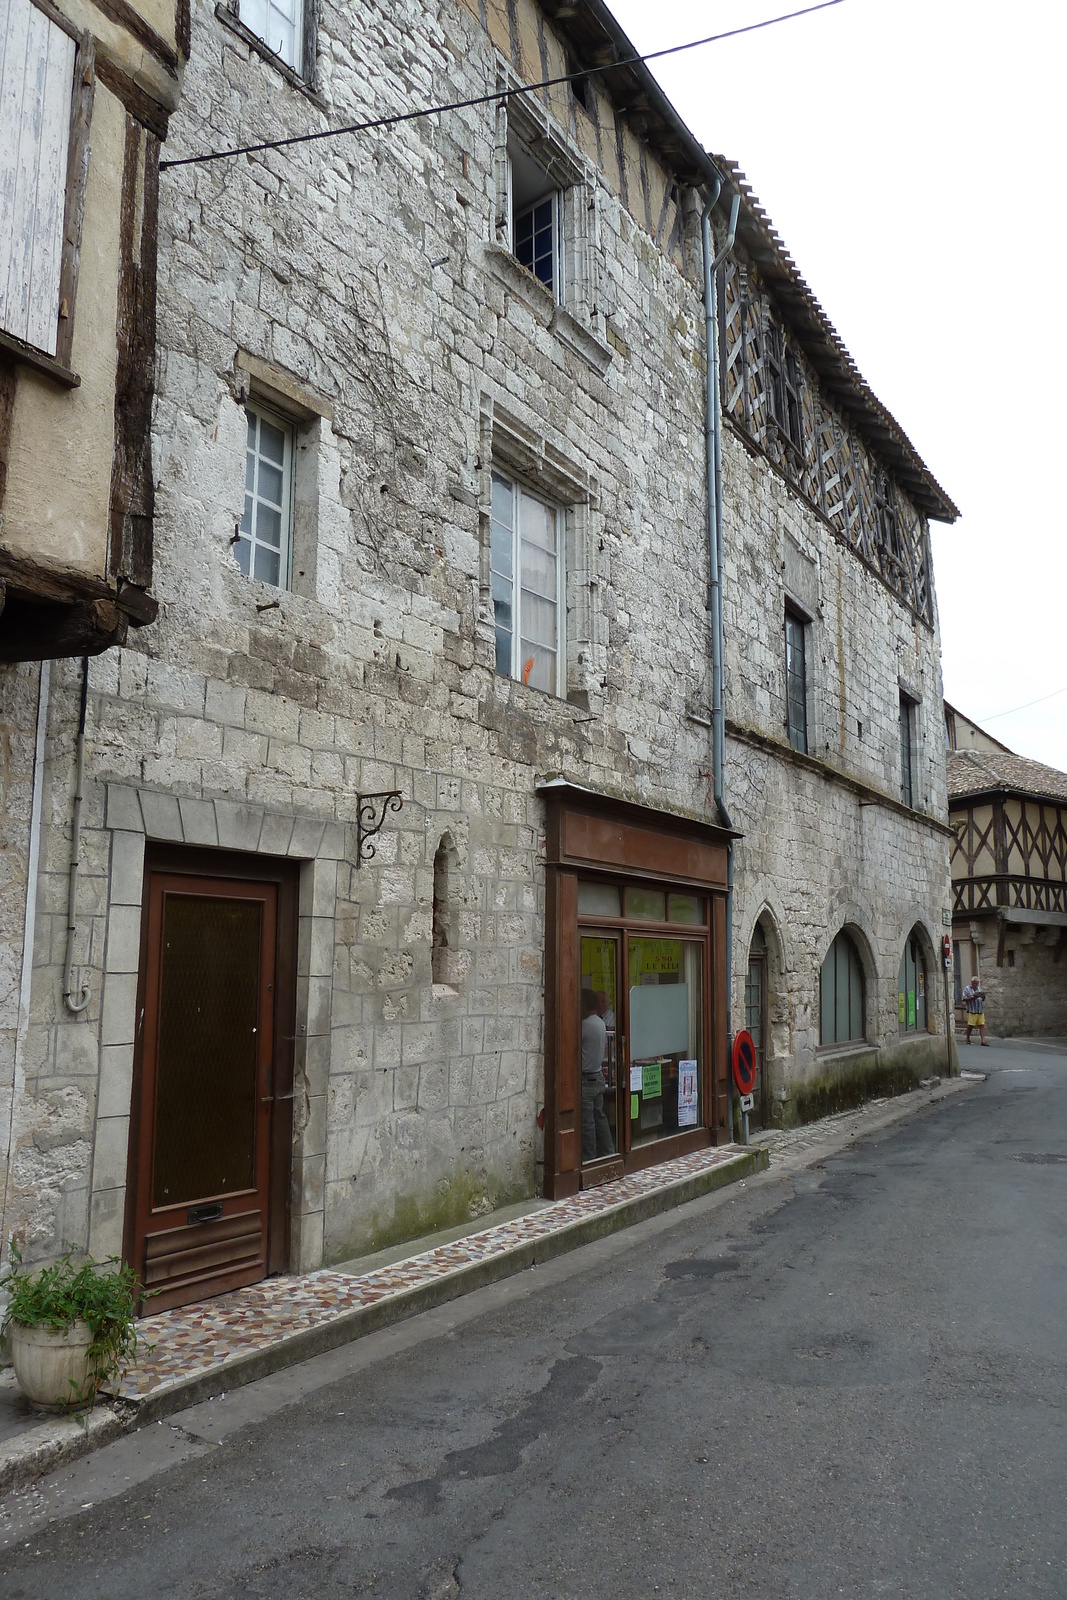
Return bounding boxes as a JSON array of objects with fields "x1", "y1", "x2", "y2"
[
  {"x1": 508, "y1": 142, "x2": 563, "y2": 305},
  {"x1": 490, "y1": 470, "x2": 564, "y2": 695},
  {"x1": 238, "y1": 0, "x2": 302, "y2": 72},
  {"x1": 236, "y1": 403, "x2": 294, "y2": 588}
]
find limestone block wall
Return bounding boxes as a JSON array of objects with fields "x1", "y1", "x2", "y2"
[
  {"x1": 0, "y1": 0, "x2": 958, "y2": 1266},
  {"x1": 1, "y1": 0, "x2": 722, "y2": 1267},
  {"x1": 974, "y1": 928, "x2": 1067, "y2": 1038},
  {"x1": 722, "y1": 427, "x2": 955, "y2": 1113}
]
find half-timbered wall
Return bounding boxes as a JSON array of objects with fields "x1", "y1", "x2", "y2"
[
  {"x1": 952, "y1": 797, "x2": 1067, "y2": 917},
  {"x1": 723, "y1": 254, "x2": 933, "y2": 624}
]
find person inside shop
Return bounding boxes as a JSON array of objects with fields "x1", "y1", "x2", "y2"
[
  {"x1": 595, "y1": 989, "x2": 616, "y2": 1085},
  {"x1": 581, "y1": 987, "x2": 615, "y2": 1160}
]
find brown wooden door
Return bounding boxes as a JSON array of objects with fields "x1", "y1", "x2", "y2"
[{"x1": 129, "y1": 866, "x2": 286, "y2": 1311}]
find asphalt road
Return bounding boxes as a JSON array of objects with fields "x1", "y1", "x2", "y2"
[{"x1": 3, "y1": 1041, "x2": 1065, "y2": 1599}]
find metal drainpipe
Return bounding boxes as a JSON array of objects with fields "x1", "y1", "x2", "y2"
[
  {"x1": 63, "y1": 658, "x2": 91, "y2": 1015},
  {"x1": 702, "y1": 182, "x2": 740, "y2": 1140}
]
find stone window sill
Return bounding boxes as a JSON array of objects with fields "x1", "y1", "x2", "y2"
[
  {"x1": 484, "y1": 243, "x2": 612, "y2": 376},
  {"x1": 813, "y1": 1040, "x2": 875, "y2": 1061},
  {"x1": 0, "y1": 328, "x2": 79, "y2": 389}
]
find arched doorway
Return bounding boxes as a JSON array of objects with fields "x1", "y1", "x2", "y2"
[{"x1": 744, "y1": 923, "x2": 771, "y2": 1129}]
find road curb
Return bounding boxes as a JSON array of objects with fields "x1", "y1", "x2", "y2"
[{"x1": 1, "y1": 1145, "x2": 766, "y2": 1496}]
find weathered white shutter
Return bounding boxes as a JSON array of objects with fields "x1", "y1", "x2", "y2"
[{"x1": 0, "y1": 0, "x2": 75, "y2": 356}]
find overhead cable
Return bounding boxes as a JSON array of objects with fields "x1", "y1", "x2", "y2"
[
  {"x1": 159, "y1": 0, "x2": 845, "y2": 171},
  {"x1": 978, "y1": 684, "x2": 1067, "y2": 722}
]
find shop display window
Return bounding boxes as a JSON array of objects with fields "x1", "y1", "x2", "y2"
[{"x1": 578, "y1": 879, "x2": 707, "y2": 1166}]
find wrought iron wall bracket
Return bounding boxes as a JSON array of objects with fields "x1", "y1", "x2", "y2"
[{"x1": 356, "y1": 790, "x2": 403, "y2": 868}]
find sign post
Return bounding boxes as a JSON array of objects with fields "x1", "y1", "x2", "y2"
[{"x1": 731, "y1": 1029, "x2": 758, "y2": 1146}]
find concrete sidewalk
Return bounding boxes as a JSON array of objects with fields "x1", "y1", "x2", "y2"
[{"x1": 0, "y1": 1072, "x2": 976, "y2": 1499}]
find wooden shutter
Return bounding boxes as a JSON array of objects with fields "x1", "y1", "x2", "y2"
[{"x1": 0, "y1": 0, "x2": 76, "y2": 356}]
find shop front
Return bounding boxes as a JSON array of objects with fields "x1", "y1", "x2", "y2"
[{"x1": 540, "y1": 783, "x2": 734, "y2": 1197}]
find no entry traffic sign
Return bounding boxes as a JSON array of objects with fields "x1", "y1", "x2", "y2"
[{"x1": 732, "y1": 1029, "x2": 757, "y2": 1097}]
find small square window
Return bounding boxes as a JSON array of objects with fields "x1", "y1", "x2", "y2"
[
  {"x1": 667, "y1": 893, "x2": 705, "y2": 926},
  {"x1": 238, "y1": 0, "x2": 303, "y2": 72},
  {"x1": 625, "y1": 887, "x2": 666, "y2": 922},
  {"x1": 490, "y1": 470, "x2": 563, "y2": 695},
  {"x1": 236, "y1": 403, "x2": 294, "y2": 589},
  {"x1": 577, "y1": 881, "x2": 621, "y2": 918}
]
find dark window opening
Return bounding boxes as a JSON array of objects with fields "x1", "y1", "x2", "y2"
[
  {"x1": 820, "y1": 931, "x2": 865, "y2": 1046},
  {"x1": 900, "y1": 693, "x2": 916, "y2": 808},
  {"x1": 767, "y1": 324, "x2": 803, "y2": 455},
  {"x1": 432, "y1": 835, "x2": 455, "y2": 985},
  {"x1": 567, "y1": 52, "x2": 591, "y2": 113},
  {"x1": 510, "y1": 141, "x2": 562, "y2": 301},
  {"x1": 785, "y1": 609, "x2": 808, "y2": 754}
]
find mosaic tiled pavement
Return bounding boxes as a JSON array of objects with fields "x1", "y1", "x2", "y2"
[{"x1": 107, "y1": 1144, "x2": 748, "y2": 1401}]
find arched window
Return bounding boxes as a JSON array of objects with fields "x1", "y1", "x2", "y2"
[
  {"x1": 898, "y1": 931, "x2": 928, "y2": 1033},
  {"x1": 820, "y1": 931, "x2": 865, "y2": 1045}
]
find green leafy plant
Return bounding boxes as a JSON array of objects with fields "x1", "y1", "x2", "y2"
[{"x1": 1, "y1": 1248, "x2": 139, "y2": 1406}]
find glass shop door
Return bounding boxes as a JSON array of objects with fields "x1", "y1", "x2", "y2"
[
  {"x1": 624, "y1": 934, "x2": 705, "y2": 1149},
  {"x1": 579, "y1": 933, "x2": 621, "y2": 1168}
]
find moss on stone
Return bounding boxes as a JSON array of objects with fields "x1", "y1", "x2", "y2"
[
  {"x1": 343, "y1": 1166, "x2": 535, "y2": 1260},
  {"x1": 777, "y1": 1035, "x2": 955, "y2": 1129}
]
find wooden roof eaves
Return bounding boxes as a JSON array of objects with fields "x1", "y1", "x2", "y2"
[
  {"x1": 536, "y1": 4, "x2": 959, "y2": 524},
  {"x1": 715, "y1": 154, "x2": 959, "y2": 523}
]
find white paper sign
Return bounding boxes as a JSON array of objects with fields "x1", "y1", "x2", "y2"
[
  {"x1": 629, "y1": 1064, "x2": 642, "y2": 1092},
  {"x1": 677, "y1": 1058, "x2": 698, "y2": 1127}
]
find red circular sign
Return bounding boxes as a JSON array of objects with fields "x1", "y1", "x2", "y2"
[{"x1": 732, "y1": 1030, "x2": 758, "y2": 1096}]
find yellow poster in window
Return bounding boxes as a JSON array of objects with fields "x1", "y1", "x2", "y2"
[
  {"x1": 628, "y1": 938, "x2": 682, "y2": 983},
  {"x1": 581, "y1": 937, "x2": 615, "y2": 996}
]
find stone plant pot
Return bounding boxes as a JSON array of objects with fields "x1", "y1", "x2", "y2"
[{"x1": 9, "y1": 1320, "x2": 98, "y2": 1412}]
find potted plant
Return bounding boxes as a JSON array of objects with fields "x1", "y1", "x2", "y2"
[{"x1": 1, "y1": 1249, "x2": 138, "y2": 1412}]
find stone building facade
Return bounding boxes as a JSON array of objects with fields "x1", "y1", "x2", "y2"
[
  {"x1": 0, "y1": 0, "x2": 186, "y2": 1261},
  {"x1": 1, "y1": 0, "x2": 958, "y2": 1301}
]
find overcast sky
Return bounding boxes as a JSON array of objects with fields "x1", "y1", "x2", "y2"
[{"x1": 605, "y1": 0, "x2": 1067, "y2": 771}]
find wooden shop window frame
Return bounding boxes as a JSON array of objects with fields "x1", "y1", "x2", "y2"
[{"x1": 539, "y1": 782, "x2": 736, "y2": 1199}]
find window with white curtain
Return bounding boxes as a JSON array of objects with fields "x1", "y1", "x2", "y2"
[
  {"x1": 235, "y1": 403, "x2": 294, "y2": 588},
  {"x1": 490, "y1": 470, "x2": 563, "y2": 696},
  {"x1": 238, "y1": 0, "x2": 303, "y2": 72}
]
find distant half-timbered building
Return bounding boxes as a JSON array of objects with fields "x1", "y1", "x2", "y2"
[{"x1": 948, "y1": 708, "x2": 1067, "y2": 1037}]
